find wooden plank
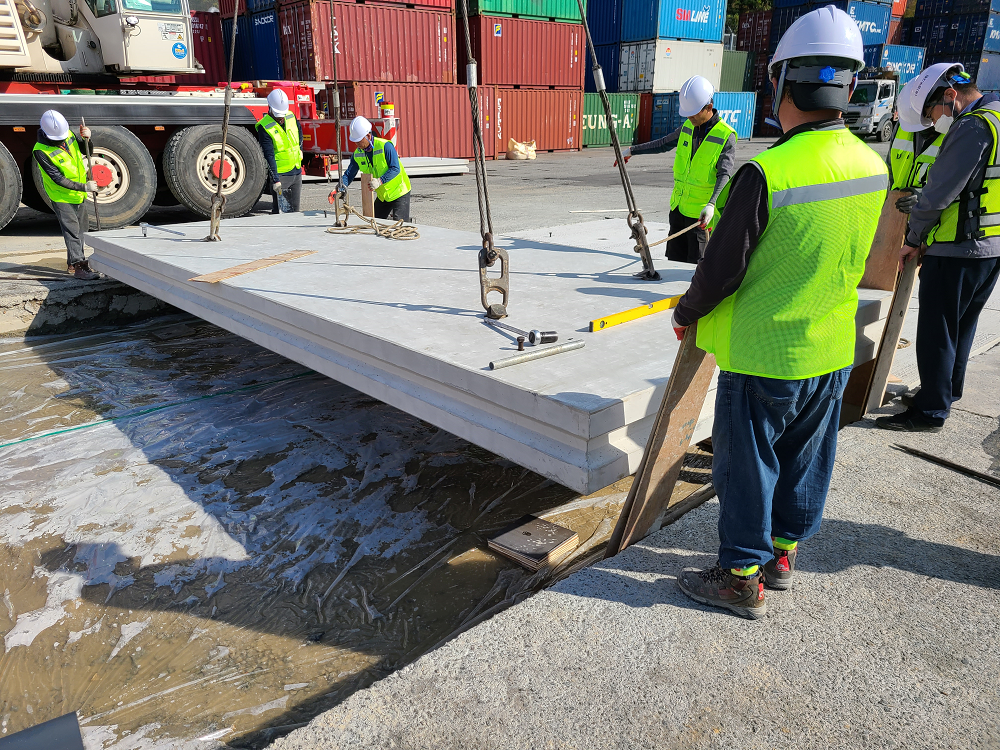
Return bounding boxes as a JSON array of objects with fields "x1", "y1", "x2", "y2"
[
  {"x1": 860, "y1": 189, "x2": 910, "y2": 292},
  {"x1": 189, "y1": 250, "x2": 317, "y2": 284},
  {"x1": 361, "y1": 173, "x2": 375, "y2": 218},
  {"x1": 589, "y1": 295, "x2": 682, "y2": 332},
  {"x1": 605, "y1": 323, "x2": 716, "y2": 558}
]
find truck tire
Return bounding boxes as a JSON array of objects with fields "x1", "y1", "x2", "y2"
[
  {"x1": 877, "y1": 118, "x2": 893, "y2": 143},
  {"x1": 0, "y1": 141, "x2": 21, "y2": 231},
  {"x1": 22, "y1": 155, "x2": 53, "y2": 214},
  {"x1": 31, "y1": 126, "x2": 156, "y2": 230},
  {"x1": 162, "y1": 125, "x2": 267, "y2": 218}
]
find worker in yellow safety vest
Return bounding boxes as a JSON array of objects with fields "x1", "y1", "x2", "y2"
[
  {"x1": 336, "y1": 116, "x2": 412, "y2": 222},
  {"x1": 887, "y1": 75, "x2": 944, "y2": 214},
  {"x1": 615, "y1": 75, "x2": 736, "y2": 263},
  {"x1": 670, "y1": 6, "x2": 888, "y2": 619},
  {"x1": 255, "y1": 90, "x2": 303, "y2": 213},
  {"x1": 32, "y1": 110, "x2": 104, "y2": 280}
]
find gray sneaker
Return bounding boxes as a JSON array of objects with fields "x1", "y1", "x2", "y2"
[{"x1": 73, "y1": 261, "x2": 105, "y2": 281}]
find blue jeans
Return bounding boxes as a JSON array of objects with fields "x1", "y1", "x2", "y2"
[{"x1": 712, "y1": 367, "x2": 851, "y2": 570}]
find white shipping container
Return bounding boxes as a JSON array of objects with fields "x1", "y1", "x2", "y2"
[{"x1": 618, "y1": 40, "x2": 723, "y2": 93}]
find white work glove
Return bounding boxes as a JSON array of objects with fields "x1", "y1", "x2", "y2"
[
  {"x1": 369, "y1": 177, "x2": 382, "y2": 191},
  {"x1": 614, "y1": 147, "x2": 631, "y2": 167},
  {"x1": 272, "y1": 181, "x2": 282, "y2": 193},
  {"x1": 699, "y1": 204, "x2": 715, "y2": 228},
  {"x1": 85, "y1": 180, "x2": 98, "y2": 193},
  {"x1": 79, "y1": 126, "x2": 92, "y2": 140}
]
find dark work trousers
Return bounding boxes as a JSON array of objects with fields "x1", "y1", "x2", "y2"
[
  {"x1": 913, "y1": 255, "x2": 1000, "y2": 424},
  {"x1": 51, "y1": 200, "x2": 87, "y2": 267},
  {"x1": 666, "y1": 207, "x2": 708, "y2": 264},
  {"x1": 374, "y1": 192, "x2": 411, "y2": 222},
  {"x1": 270, "y1": 172, "x2": 302, "y2": 214}
]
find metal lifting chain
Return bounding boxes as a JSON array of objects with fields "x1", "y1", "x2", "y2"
[
  {"x1": 573, "y1": 0, "x2": 660, "y2": 281},
  {"x1": 326, "y1": 195, "x2": 420, "y2": 240},
  {"x1": 459, "y1": 0, "x2": 509, "y2": 319},
  {"x1": 203, "y1": 0, "x2": 241, "y2": 242}
]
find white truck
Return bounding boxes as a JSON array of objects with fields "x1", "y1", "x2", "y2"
[{"x1": 845, "y1": 75, "x2": 897, "y2": 142}]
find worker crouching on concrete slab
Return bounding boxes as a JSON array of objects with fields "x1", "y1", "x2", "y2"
[
  {"x1": 336, "y1": 116, "x2": 412, "y2": 222},
  {"x1": 670, "y1": 5, "x2": 888, "y2": 619},
  {"x1": 32, "y1": 110, "x2": 104, "y2": 281},
  {"x1": 615, "y1": 76, "x2": 736, "y2": 264},
  {"x1": 875, "y1": 65, "x2": 1000, "y2": 433},
  {"x1": 255, "y1": 90, "x2": 304, "y2": 214}
]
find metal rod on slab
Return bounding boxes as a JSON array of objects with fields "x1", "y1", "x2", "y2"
[
  {"x1": 140, "y1": 223, "x2": 186, "y2": 237},
  {"x1": 892, "y1": 444, "x2": 1000, "y2": 488},
  {"x1": 485, "y1": 318, "x2": 557, "y2": 345},
  {"x1": 489, "y1": 340, "x2": 584, "y2": 370}
]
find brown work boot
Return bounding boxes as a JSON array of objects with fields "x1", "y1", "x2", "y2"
[
  {"x1": 763, "y1": 546, "x2": 797, "y2": 591},
  {"x1": 678, "y1": 564, "x2": 766, "y2": 620},
  {"x1": 73, "y1": 261, "x2": 105, "y2": 281}
]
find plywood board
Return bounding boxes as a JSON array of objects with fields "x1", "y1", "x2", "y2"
[{"x1": 190, "y1": 250, "x2": 316, "y2": 283}]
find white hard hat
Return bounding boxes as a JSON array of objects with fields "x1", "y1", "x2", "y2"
[
  {"x1": 40, "y1": 110, "x2": 70, "y2": 141},
  {"x1": 267, "y1": 89, "x2": 289, "y2": 116},
  {"x1": 896, "y1": 76, "x2": 931, "y2": 132},
  {"x1": 678, "y1": 76, "x2": 714, "y2": 118},
  {"x1": 349, "y1": 116, "x2": 372, "y2": 142},
  {"x1": 770, "y1": 5, "x2": 865, "y2": 75},
  {"x1": 903, "y1": 62, "x2": 966, "y2": 129}
]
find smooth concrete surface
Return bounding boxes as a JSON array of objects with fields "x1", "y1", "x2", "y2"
[
  {"x1": 269, "y1": 343, "x2": 1000, "y2": 750},
  {"x1": 86, "y1": 215, "x2": 891, "y2": 494}
]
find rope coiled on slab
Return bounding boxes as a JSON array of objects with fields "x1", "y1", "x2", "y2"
[{"x1": 325, "y1": 198, "x2": 420, "y2": 241}]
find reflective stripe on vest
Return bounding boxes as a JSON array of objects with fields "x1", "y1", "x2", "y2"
[
  {"x1": 934, "y1": 102, "x2": 1000, "y2": 243},
  {"x1": 670, "y1": 117, "x2": 736, "y2": 217},
  {"x1": 889, "y1": 128, "x2": 943, "y2": 190},
  {"x1": 696, "y1": 126, "x2": 888, "y2": 379},
  {"x1": 32, "y1": 138, "x2": 87, "y2": 204},
  {"x1": 352, "y1": 137, "x2": 411, "y2": 203},
  {"x1": 256, "y1": 114, "x2": 302, "y2": 174}
]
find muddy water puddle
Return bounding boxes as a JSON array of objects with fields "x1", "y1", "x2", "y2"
[{"x1": 0, "y1": 317, "x2": 710, "y2": 748}]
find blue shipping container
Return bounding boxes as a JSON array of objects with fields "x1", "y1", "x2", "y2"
[
  {"x1": 846, "y1": 1, "x2": 891, "y2": 45},
  {"x1": 773, "y1": 0, "x2": 892, "y2": 6},
  {"x1": 925, "y1": 51, "x2": 982, "y2": 79},
  {"x1": 246, "y1": 0, "x2": 277, "y2": 12},
  {"x1": 586, "y1": 0, "x2": 623, "y2": 47},
  {"x1": 863, "y1": 44, "x2": 926, "y2": 84},
  {"x1": 977, "y1": 51, "x2": 1000, "y2": 88},
  {"x1": 249, "y1": 9, "x2": 282, "y2": 80},
  {"x1": 221, "y1": 16, "x2": 255, "y2": 82},
  {"x1": 620, "y1": 0, "x2": 727, "y2": 43},
  {"x1": 650, "y1": 91, "x2": 756, "y2": 140},
  {"x1": 585, "y1": 44, "x2": 620, "y2": 92},
  {"x1": 985, "y1": 12, "x2": 1000, "y2": 51},
  {"x1": 945, "y1": 12, "x2": 991, "y2": 54},
  {"x1": 914, "y1": 0, "x2": 953, "y2": 15}
]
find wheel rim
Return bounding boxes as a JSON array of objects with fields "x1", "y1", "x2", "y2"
[
  {"x1": 89, "y1": 147, "x2": 131, "y2": 205},
  {"x1": 195, "y1": 144, "x2": 247, "y2": 196}
]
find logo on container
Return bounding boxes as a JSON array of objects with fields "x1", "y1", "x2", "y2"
[
  {"x1": 991, "y1": 28, "x2": 1000, "y2": 41},
  {"x1": 494, "y1": 23, "x2": 502, "y2": 36},
  {"x1": 254, "y1": 12, "x2": 273, "y2": 25},
  {"x1": 718, "y1": 109, "x2": 741, "y2": 127},
  {"x1": 887, "y1": 61, "x2": 918, "y2": 75},
  {"x1": 375, "y1": 92, "x2": 385, "y2": 106},
  {"x1": 171, "y1": 42, "x2": 187, "y2": 58},
  {"x1": 676, "y1": 5, "x2": 711, "y2": 23}
]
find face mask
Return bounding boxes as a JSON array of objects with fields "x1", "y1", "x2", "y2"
[{"x1": 933, "y1": 96, "x2": 956, "y2": 134}]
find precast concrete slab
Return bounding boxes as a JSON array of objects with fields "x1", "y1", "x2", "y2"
[{"x1": 87, "y1": 215, "x2": 891, "y2": 494}]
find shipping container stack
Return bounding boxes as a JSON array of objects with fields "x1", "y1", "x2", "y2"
[
  {"x1": 583, "y1": 0, "x2": 757, "y2": 144},
  {"x1": 741, "y1": 0, "x2": 925, "y2": 136},
  {"x1": 907, "y1": 0, "x2": 1000, "y2": 90}
]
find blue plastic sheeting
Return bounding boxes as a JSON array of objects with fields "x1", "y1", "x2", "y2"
[
  {"x1": 620, "y1": 0, "x2": 726, "y2": 43},
  {"x1": 650, "y1": 91, "x2": 756, "y2": 140},
  {"x1": 863, "y1": 44, "x2": 926, "y2": 84},
  {"x1": 585, "y1": 44, "x2": 621, "y2": 92},
  {"x1": 977, "y1": 51, "x2": 1000, "y2": 89},
  {"x1": 223, "y1": 10, "x2": 284, "y2": 82},
  {"x1": 586, "y1": 0, "x2": 624, "y2": 47}
]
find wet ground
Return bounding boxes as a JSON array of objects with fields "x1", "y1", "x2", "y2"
[{"x1": 0, "y1": 314, "x2": 710, "y2": 748}]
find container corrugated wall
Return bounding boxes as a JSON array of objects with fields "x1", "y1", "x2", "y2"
[
  {"x1": 650, "y1": 91, "x2": 755, "y2": 140},
  {"x1": 582, "y1": 92, "x2": 639, "y2": 145},
  {"x1": 279, "y1": 2, "x2": 456, "y2": 84},
  {"x1": 459, "y1": 16, "x2": 584, "y2": 88},
  {"x1": 620, "y1": 0, "x2": 727, "y2": 42},
  {"x1": 468, "y1": 0, "x2": 584, "y2": 22},
  {"x1": 863, "y1": 43, "x2": 925, "y2": 82},
  {"x1": 978, "y1": 51, "x2": 1000, "y2": 88},
  {"x1": 987, "y1": 13, "x2": 1000, "y2": 52},
  {"x1": 888, "y1": 16, "x2": 902, "y2": 43},
  {"x1": 494, "y1": 88, "x2": 582, "y2": 152},
  {"x1": 586, "y1": 0, "x2": 622, "y2": 46},
  {"x1": 892, "y1": 0, "x2": 906, "y2": 13},
  {"x1": 619, "y1": 40, "x2": 723, "y2": 93},
  {"x1": 720, "y1": 50, "x2": 749, "y2": 91},
  {"x1": 336, "y1": 82, "x2": 496, "y2": 159},
  {"x1": 249, "y1": 9, "x2": 284, "y2": 79},
  {"x1": 585, "y1": 43, "x2": 620, "y2": 92},
  {"x1": 736, "y1": 9, "x2": 771, "y2": 51},
  {"x1": 847, "y1": 1, "x2": 892, "y2": 44}
]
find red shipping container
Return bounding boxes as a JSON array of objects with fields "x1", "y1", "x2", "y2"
[
  {"x1": 458, "y1": 16, "x2": 584, "y2": 89},
  {"x1": 122, "y1": 11, "x2": 228, "y2": 86},
  {"x1": 892, "y1": 0, "x2": 906, "y2": 17},
  {"x1": 636, "y1": 92, "x2": 653, "y2": 144},
  {"x1": 888, "y1": 16, "x2": 903, "y2": 44},
  {"x1": 278, "y1": 2, "x2": 456, "y2": 84},
  {"x1": 218, "y1": 0, "x2": 246, "y2": 20},
  {"x1": 321, "y1": 82, "x2": 495, "y2": 159},
  {"x1": 494, "y1": 88, "x2": 581, "y2": 154},
  {"x1": 737, "y1": 9, "x2": 771, "y2": 53}
]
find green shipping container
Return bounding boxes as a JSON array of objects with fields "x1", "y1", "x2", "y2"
[
  {"x1": 582, "y1": 93, "x2": 640, "y2": 147},
  {"x1": 467, "y1": 0, "x2": 585, "y2": 22},
  {"x1": 720, "y1": 50, "x2": 751, "y2": 93}
]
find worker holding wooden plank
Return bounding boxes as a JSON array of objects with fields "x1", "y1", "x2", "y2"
[
  {"x1": 875, "y1": 64, "x2": 1000, "y2": 433},
  {"x1": 614, "y1": 76, "x2": 736, "y2": 264},
  {"x1": 668, "y1": 7, "x2": 888, "y2": 619}
]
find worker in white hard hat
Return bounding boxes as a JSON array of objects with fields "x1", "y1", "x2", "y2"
[
  {"x1": 254, "y1": 89, "x2": 303, "y2": 213},
  {"x1": 670, "y1": 5, "x2": 887, "y2": 619},
  {"x1": 32, "y1": 110, "x2": 104, "y2": 281},
  {"x1": 885, "y1": 75, "x2": 944, "y2": 214},
  {"x1": 875, "y1": 63, "x2": 1000, "y2": 433},
  {"x1": 336, "y1": 116, "x2": 412, "y2": 221},
  {"x1": 615, "y1": 75, "x2": 736, "y2": 264}
]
